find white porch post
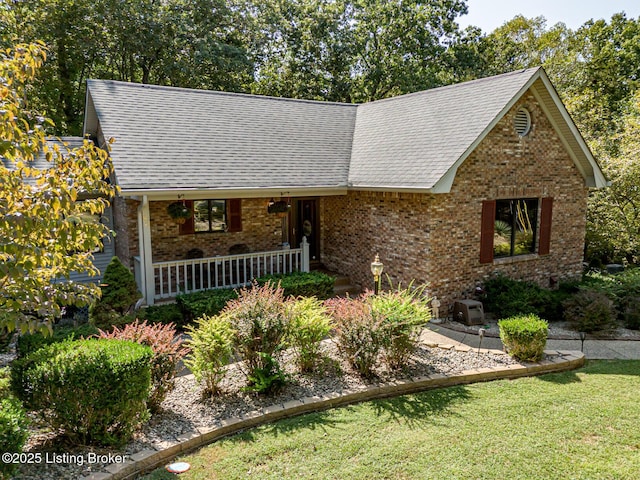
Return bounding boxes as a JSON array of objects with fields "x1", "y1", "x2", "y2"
[
  {"x1": 138, "y1": 195, "x2": 155, "y2": 305},
  {"x1": 301, "y1": 236, "x2": 310, "y2": 272}
]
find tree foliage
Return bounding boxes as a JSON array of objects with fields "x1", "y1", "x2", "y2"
[
  {"x1": 0, "y1": 43, "x2": 117, "y2": 334},
  {"x1": 586, "y1": 92, "x2": 640, "y2": 265}
]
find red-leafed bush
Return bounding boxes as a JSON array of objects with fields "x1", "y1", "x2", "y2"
[
  {"x1": 97, "y1": 320, "x2": 188, "y2": 411},
  {"x1": 325, "y1": 295, "x2": 383, "y2": 378}
]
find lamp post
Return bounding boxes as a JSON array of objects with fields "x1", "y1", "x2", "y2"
[
  {"x1": 370, "y1": 254, "x2": 384, "y2": 295},
  {"x1": 579, "y1": 331, "x2": 586, "y2": 352}
]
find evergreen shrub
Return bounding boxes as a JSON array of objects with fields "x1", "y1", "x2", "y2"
[
  {"x1": 90, "y1": 256, "x2": 141, "y2": 329},
  {"x1": 11, "y1": 339, "x2": 152, "y2": 446},
  {"x1": 498, "y1": 314, "x2": 548, "y2": 362}
]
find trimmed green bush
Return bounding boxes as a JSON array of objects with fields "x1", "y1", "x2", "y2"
[
  {"x1": 0, "y1": 368, "x2": 29, "y2": 480},
  {"x1": 370, "y1": 283, "x2": 431, "y2": 370},
  {"x1": 175, "y1": 271, "x2": 336, "y2": 328},
  {"x1": 185, "y1": 314, "x2": 236, "y2": 395},
  {"x1": 498, "y1": 314, "x2": 548, "y2": 362},
  {"x1": 286, "y1": 297, "x2": 333, "y2": 373},
  {"x1": 257, "y1": 271, "x2": 335, "y2": 299},
  {"x1": 90, "y1": 256, "x2": 142, "y2": 329},
  {"x1": 138, "y1": 303, "x2": 186, "y2": 330},
  {"x1": 562, "y1": 289, "x2": 618, "y2": 333},
  {"x1": 482, "y1": 274, "x2": 568, "y2": 321},
  {"x1": 16, "y1": 323, "x2": 99, "y2": 358},
  {"x1": 176, "y1": 288, "x2": 238, "y2": 322},
  {"x1": 0, "y1": 395, "x2": 29, "y2": 479},
  {"x1": 11, "y1": 339, "x2": 152, "y2": 446},
  {"x1": 225, "y1": 282, "x2": 291, "y2": 394},
  {"x1": 622, "y1": 296, "x2": 640, "y2": 330},
  {"x1": 326, "y1": 295, "x2": 383, "y2": 378}
]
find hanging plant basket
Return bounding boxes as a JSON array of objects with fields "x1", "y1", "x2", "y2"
[
  {"x1": 267, "y1": 200, "x2": 290, "y2": 215},
  {"x1": 167, "y1": 201, "x2": 192, "y2": 224}
]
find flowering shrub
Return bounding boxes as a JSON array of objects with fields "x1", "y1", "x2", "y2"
[{"x1": 97, "y1": 320, "x2": 188, "y2": 412}]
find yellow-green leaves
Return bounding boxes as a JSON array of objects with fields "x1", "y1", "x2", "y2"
[{"x1": 1, "y1": 43, "x2": 117, "y2": 334}]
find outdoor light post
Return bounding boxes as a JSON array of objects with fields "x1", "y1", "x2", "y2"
[
  {"x1": 370, "y1": 254, "x2": 384, "y2": 295},
  {"x1": 579, "y1": 331, "x2": 586, "y2": 352}
]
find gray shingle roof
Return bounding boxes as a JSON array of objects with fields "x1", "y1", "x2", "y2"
[
  {"x1": 86, "y1": 81, "x2": 357, "y2": 191},
  {"x1": 85, "y1": 67, "x2": 604, "y2": 194},
  {"x1": 349, "y1": 68, "x2": 539, "y2": 190}
]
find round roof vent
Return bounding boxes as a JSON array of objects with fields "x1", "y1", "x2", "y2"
[{"x1": 515, "y1": 108, "x2": 531, "y2": 137}]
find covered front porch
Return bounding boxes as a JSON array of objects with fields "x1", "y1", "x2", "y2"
[
  {"x1": 134, "y1": 240, "x2": 309, "y2": 303},
  {"x1": 130, "y1": 194, "x2": 324, "y2": 305}
]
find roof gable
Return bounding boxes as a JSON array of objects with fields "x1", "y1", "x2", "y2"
[{"x1": 84, "y1": 68, "x2": 606, "y2": 196}]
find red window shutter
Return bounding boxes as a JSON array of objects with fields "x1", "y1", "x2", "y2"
[
  {"x1": 480, "y1": 200, "x2": 496, "y2": 264},
  {"x1": 538, "y1": 197, "x2": 553, "y2": 255},
  {"x1": 227, "y1": 199, "x2": 242, "y2": 232},
  {"x1": 179, "y1": 200, "x2": 195, "y2": 235}
]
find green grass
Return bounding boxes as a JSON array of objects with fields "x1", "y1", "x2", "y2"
[{"x1": 141, "y1": 360, "x2": 640, "y2": 480}]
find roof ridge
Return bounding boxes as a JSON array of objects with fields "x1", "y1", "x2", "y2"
[
  {"x1": 364, "y1": 67, "x2": 542, "y2": 107},
  {"x1": 86, "y1": 79, "x2": 358, "y2": 108}
]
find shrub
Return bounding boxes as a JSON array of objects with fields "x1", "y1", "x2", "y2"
[
  {"x1": 138, "y1": 303, "x2": 186, "y2": 331},
  {"x1": 498, "y1": 314, "x2": 548, "y2": 362},
  {"x1": 562, "y1": 289, "x2": 618, "y2": 333},
  {"x1": 16, "y1": 323, "x2": 99, "y2": 358},
  {"x1": 622, "y1": 296, "x2": 640, "y2": 330},
  {"x1": 184, "y1": 314, "x2": 236, "y2": 395},
  {"x1": 11, "y1": 339, "x2": 152, "y2": 446},
  {"x1": 0, "y1": 368, "x2": 28, "y2": 480},
  {"x1": 96, "y1": 320, "x2": 188, "y2": 412},
  {"x1": 0, "y1": 395, "x2": 29, "y2": 479},
  {"x1": 90, "y1": 256, "x2": 142, "y2": 329},
  {"x1": 326, "y1": 295, "x2": 383, "y2": 378},
  {"x1": 225, "y1": 282, "x2": 291, "y2": 394},
  {"x1": 176, "y1": 288, "x2": 238, "y2": 323},
  {"x1": 286, "y1": 297, "x2": 333, "y2": 373},
  {"x1": 370, "y1": 284, "x2": 431, "y2": 370},
  {"x1": 257, "y1": 271, "x2": 335, "y2": 299},
  {"x1": 482, "y1": 274, "x2": 571, "y2": 322}
]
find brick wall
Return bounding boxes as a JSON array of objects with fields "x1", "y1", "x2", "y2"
[
  {"x1": 322, "y1": 92, "x2": 589, "y2": 309},
  {"x1": 117, "y1": 197, "x2": 285, "y2": 264}
]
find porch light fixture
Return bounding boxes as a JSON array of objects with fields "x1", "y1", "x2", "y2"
[{"x1": 370, "y1": 254, "x2": 383, "y2": 295}]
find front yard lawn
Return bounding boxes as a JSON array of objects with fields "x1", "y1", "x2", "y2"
[{"x1": 142, "y1": 360, "x2": 640, "y2": 480}]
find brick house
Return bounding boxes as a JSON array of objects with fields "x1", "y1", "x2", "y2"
[{"x1": 82, "y1": 67, "x2": 606, "y2": 307}]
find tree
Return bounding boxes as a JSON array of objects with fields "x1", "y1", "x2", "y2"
[
  {"x1": 8, "y1": 0, "x2": 253, "y2": 135},
  {"x1": 586, "y1": 92, "x2": 640, "y2": 265},
  {"x1": 248, "y1": 0, "x2": 469, "y2": 102},
  {"x1": 0, "y1": 43, "x2": 117, "y2": 334}
]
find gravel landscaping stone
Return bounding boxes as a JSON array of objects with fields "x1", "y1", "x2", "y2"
[{"x1": 13, "y1": 334, "x2": 520, "y2": 480}]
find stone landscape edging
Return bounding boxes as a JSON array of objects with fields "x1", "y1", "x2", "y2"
[{"x1": 81, "y1": 346, "x2": 585, "y2": 480}]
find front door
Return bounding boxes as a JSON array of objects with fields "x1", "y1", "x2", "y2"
[{"x1": 294, "y1": 199, "x2": 320, "y2": 262}]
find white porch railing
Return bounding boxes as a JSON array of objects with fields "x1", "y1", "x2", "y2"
[{"x1": 149, "y1": 242, "x2": 308, "y2": 301}]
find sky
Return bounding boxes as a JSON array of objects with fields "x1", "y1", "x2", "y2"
[{"x1": 458, "y1": 0, "x2": 640, "y2": 33}]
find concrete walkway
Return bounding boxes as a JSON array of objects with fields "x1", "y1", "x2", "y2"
[{"x1": 422, "y1": 325, "x2": 640, "y2": 360}]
